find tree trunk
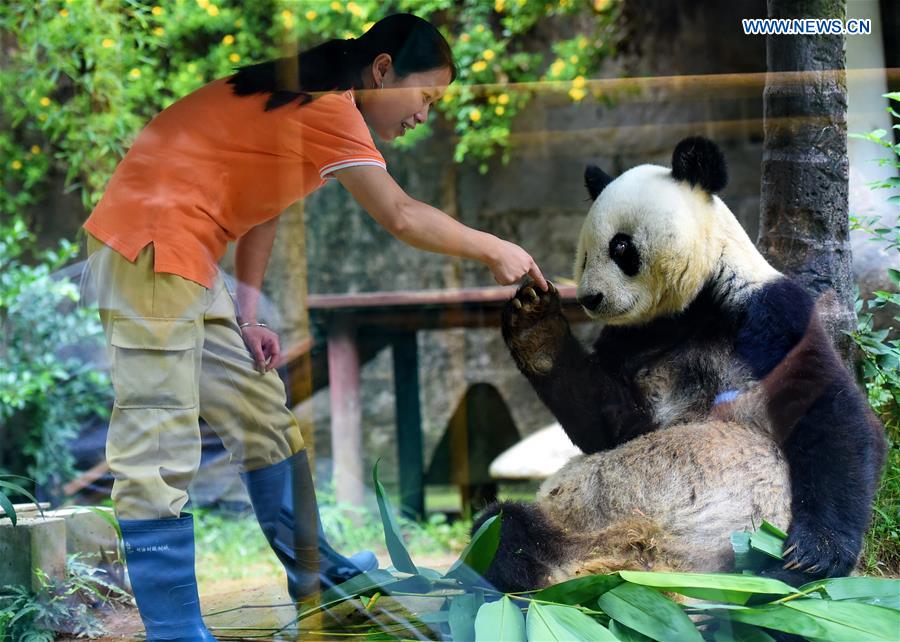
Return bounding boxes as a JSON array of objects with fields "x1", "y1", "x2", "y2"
[{"x1": 759, "y1": 0, "x2": 856, "y2": 362}]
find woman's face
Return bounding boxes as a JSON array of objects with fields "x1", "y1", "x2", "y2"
[{"x1": 359, "y1": 63, "x2": 452, "y2": 142}]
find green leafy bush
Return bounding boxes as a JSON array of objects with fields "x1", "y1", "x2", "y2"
[
  {"x1": 0, "y1": 216, "x2": 110, "y2": 497},
  {"x1": 849, "y1": 92, "x2": 900, "y2": 575},
  {"x1": 0, "y1": 555, "x2": 130, "y2": 642}
]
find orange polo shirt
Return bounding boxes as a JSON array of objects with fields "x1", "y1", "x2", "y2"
[{"x1": 84, "y1": 77, "x2": 386, "y2": 288}]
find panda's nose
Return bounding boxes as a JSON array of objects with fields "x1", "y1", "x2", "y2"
[{"x1": 577, "y1": 292, "x2": 604, "y2": 311}]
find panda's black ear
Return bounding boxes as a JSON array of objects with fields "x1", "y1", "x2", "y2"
[
  {"x1": 671, "y1": 136, "x2": 728, "y2": 193},
  {"x1": 585, "y1": 165, "x2": 614, "y2": 201}
]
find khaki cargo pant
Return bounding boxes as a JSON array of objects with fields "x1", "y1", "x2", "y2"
[{"x1": 87, "y1": 236, "x2": 304, "y2": 520}]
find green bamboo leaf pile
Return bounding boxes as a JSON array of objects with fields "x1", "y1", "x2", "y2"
[{"x1": 300, "y1": 468, "x2": 900, "y2": 641}]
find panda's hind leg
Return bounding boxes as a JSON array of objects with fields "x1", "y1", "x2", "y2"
[{"x1": 473, "y1": 501, "x2": 572, "y2": 593}]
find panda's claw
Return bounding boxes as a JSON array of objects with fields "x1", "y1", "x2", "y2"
[
  {"x1": 525, "y1": 287, "x2": 539, "y2": 302},
  {"x1": 782, "y1": 543, "x2": 797, "y2": 557},
  {"x1": 512, "y1": 299, "x2": 523, "y2": 310}
]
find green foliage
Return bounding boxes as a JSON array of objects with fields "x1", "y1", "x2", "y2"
[
  {"x1": 0, "y1": 215, "x2": 110, "y2": 494},
  {"x1": 848, "y1": 92, "x2": 900, "y2": 576},
  {"x1": 0, "y1": 475, "x2": 41, "y2": 526},
  {"x1": 0, "y1": 0, "x2": 620, "y2": 219},
  {"x1": 0, "y1": 555, "x2": 131, "y2": 642}
]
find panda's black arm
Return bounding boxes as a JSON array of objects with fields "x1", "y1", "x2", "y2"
[
  {"x1": 738, "y1": 278, "x2": 887, "y2": 581},
  {"x1": 525, "y1": 333, "x2": 657, "y2": 453},
  {"x1": 502, "y1": 282, "x2": 658, "y2": 453}
]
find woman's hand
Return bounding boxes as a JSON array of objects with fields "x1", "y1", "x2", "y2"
[
  {"x1": 240, "y1": 324, "x2": 281, "y2": 372},
  {"x1": 486, "y1": 238, "x2": 548, "y2": 291}
]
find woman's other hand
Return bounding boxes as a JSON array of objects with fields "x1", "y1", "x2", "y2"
[{"x1": 240, "y1": 324, "x2": 281, "y2": 372}]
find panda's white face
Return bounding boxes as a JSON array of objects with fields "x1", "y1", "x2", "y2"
[{"x1": 574, "y1": 165, "x2": 722, "y2": 326}]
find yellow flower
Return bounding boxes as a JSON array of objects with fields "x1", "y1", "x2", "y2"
[
  {"x1": 282, "y1": 10, "x2": 294, "y2": 27},
  {"x1": 38, "y1": 114, "x2": 47, "y2": 122},
  {"x1": 569, "y1": 54, "x2": 579, "y2": 63},
  {"x1": 196, "y1": 0, "x2": 209, "y2": 8},
  {"x1": 549, "y1": 59, "x2": 565, "y2": 77},
  {"x1": 483, "y1": 49, "x2": 495, "y2": 61},
  {"x1": 495, "y1": 106, "x2": 505, "y2": 115},
  {"x1": 495, "y1": 0, "x2": 505, "y2": 13},
  {"x1": 234, "y1": 19, "x2": 243, "y2": 28},
  {"x1": 471, "y1": 60, "x2": 487, "y2": 73},
  {"x1": 151, "y1": 6, "x2": 163, "y2": 16},
  {"x1": 229, "y1": 53, "x2": 241, "y2": 63},
  {"x1": 330, "y1": 1, "x2": 343, "y2": 12},
  {"x1": 442, "y1": 92, "x2": 454, "y2": 103},
  {"x1": 207, "y1": 5, "x2": 219, "y2": 16},
  {"x1": 39, "y1": 97, "x2": 51, "y2": 106},
  {"x1": 153, "y1": 27, "x2": 164, "y2": 36},
  {"x1": 222, "y1": 34, "x2": 235, "y2": 45},
  {"x1": 568, "y1": 87, "x2": 586, "y2": 101},
  {"x1": 594, "y1": 0, "x2": 610, "y2": 10},
  {"x1": 363, "y1": 21, "x2": 374, "y2": 32},
  {"x1": 469, "y1": 109, "x2": 481, "y2": 122},
  {"x1": 129, "y1": 68, "x2": 142, "y2": 79},
  {"x1": 460, "y1": 33, "x2": 470, "y2": 42},
  {"x1": 497, "y1": 93, "x2": 509, "y2": 105},
  {"x1": 30, "y1": 145, "x2": 41, "y2": 154},
  {"x1": 572, "y1": 75, "x2": 586, "y2": 88},
  {"x1": 59, "y1": 8, "x2": 69, "y2": 17},
  {"x1": 578, "y1": 36, "x2": 588, "y2": 49},
  {"x1": 347, "y1": 2, "x2": 363, "y2": 17},
  {"x1": 306, "y1": 10, "x2": 317, "y2": 20},
  {"x1": 475, "y1": 25, "x2": 484, "y2": 33},
  {"x1": 11, "y1": 160, "x2": 22, "y2": 170},
  {"x1": 488, "y1": 95, "x2": 497, "y2": 104},
  {"x1": 102, "y1": 38, "x2": 114, "y2": 48}
]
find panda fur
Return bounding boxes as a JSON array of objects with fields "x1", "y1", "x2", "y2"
[{"x1": 479, "y1": 137, "x2": 886, "y2": 593}]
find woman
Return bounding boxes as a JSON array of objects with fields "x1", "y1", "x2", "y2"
[{"x1": 84, "y1": 13, "x2": 545, "y2": 641}]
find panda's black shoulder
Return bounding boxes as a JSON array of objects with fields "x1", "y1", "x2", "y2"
[{"x1": 736, "y1": 277, "x2": 815, "y2": 379}]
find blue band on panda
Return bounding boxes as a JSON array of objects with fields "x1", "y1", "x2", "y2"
[{"x1": 713, "y1": 390, "x2": 741, "y2": 406}]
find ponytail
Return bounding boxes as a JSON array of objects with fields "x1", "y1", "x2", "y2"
[{"x1": 228, "y1": 13, "x2": 457, "y2": 111}]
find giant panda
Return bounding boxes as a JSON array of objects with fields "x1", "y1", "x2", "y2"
[{"x1": 477, "y1": 137, "x2": 886, "y2": 592}]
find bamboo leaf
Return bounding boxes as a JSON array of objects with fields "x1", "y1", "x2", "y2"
[
  {"x1": 526, "y1": 602, "x2": 618, "y2": 641},
  {"x1": 749, "y1": 528, "x2": 785, "y2": 560},
  {"x1": 446, "y1": 514, "x2": 500, "y2": 581},
  {"x1": 533, "y1": 573, "x2": 623, "y2": 606},
  {"x1": 372, "y1": 460, "x2": 417, "y2": 574},
  {"x1": 0, "y1": 492, "x2": 16, "y2": 526},
  {"x1": 617, "y1": 571, "x2": 794, "y2": 605},
  {"x1": 474, "y1": 596, "x2": 526, "y2": 641},
  {"x1": 609, "y1": 619, "x2": 655, "y2": 641},
  {"x1": 0, "y1": 481, "x2": 42, "y2": 518},
  {"x1": 711, "y1": 622, "x2": 776, "y2": 641},
  {"x1": 799, "y1": 577, "x2": 900, "y2": 610},
  {"x1": 449, "y1": 594, "x2": 479, "y2": 642},
  {"x1": 715, "y1": 599, "x2": 900, "y2": 641},
  {"x1": 597, "y1": 582, "x2": 703, "y2": 641}
]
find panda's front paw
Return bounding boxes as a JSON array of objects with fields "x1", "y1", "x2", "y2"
[
  {"x1": 768, "y1": 520, "x2": 857, "y2": 583},
  {"x1": 502, "y1": 281, "x2": 569, "y2": 375}
]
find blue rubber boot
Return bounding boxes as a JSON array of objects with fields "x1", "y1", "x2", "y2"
[
  {"x1": 118, "y1": 515, "x2": 217, "y2": 642},
  {"x1": 240, "y1": 450, "x2": 378, "y2": 600}
]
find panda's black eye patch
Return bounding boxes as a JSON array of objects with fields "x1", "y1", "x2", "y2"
[{"x1": 609, "y1": 233, "x2": 640, "y2": 276}]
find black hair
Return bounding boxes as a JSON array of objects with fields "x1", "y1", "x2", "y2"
[{"x1": 227, "y1": 13, "x2": 457, "y2": 111}]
